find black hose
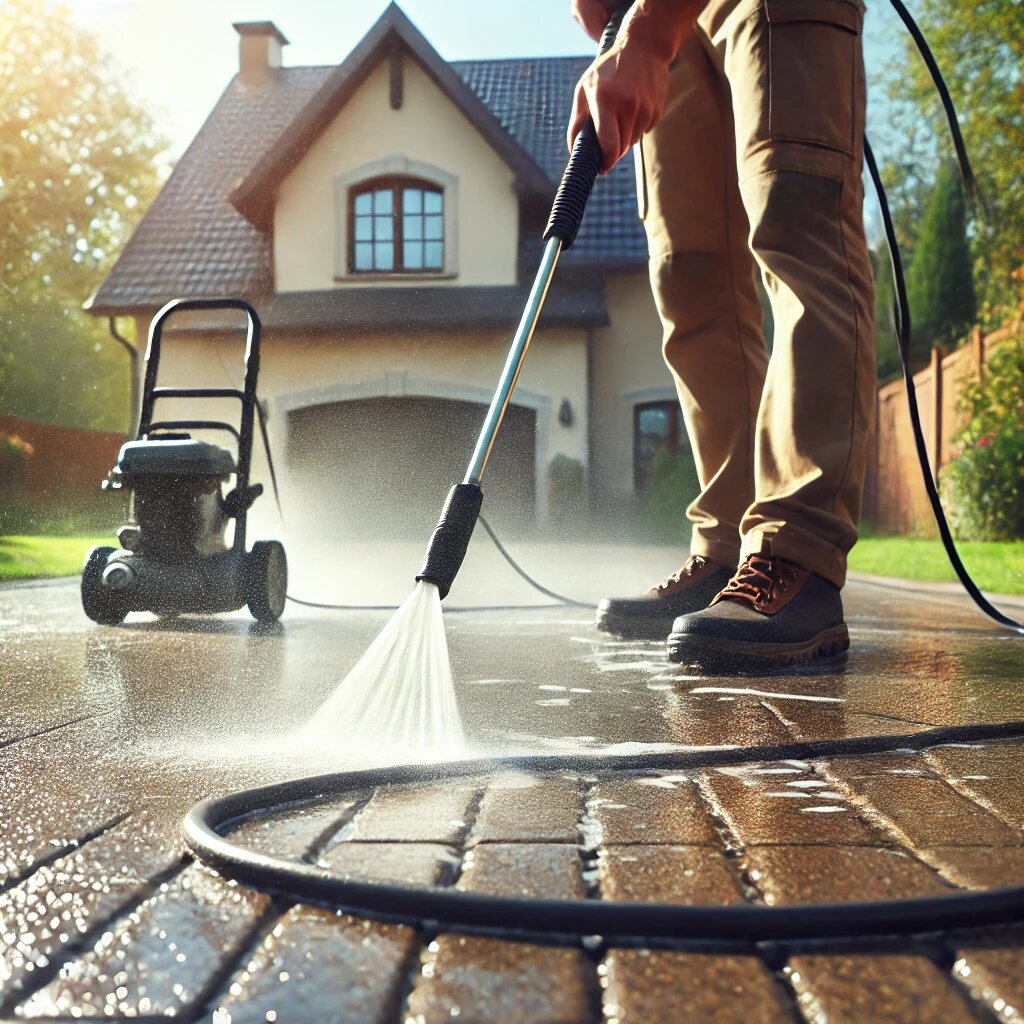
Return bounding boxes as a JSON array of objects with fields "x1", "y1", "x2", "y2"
[
  {"x1": 186, "y1": 0, "x2": 1023, "y2": 952},
  {"x1": 885, "y1": 0, "x2": 980, "y2": 207},
  {"x1": 183, "y1": 720, "x2": 1024, "y2": 946},
  {"x1": 476, "y1": 514, "x2": 595, "y2": 609},
  {"x1": 864, "y1": 140, "x2": 1022, "y2": 636}
]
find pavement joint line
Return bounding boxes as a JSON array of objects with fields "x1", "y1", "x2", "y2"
[
  {"x1": 943, "y1": 925, "x2": 1024, "y2": 1024},
  {"x1": 181, "y1": 892, "x2": 294, "y2": 1024},
  {"x1": 941, "y1": 951, "x2": 1010, "y2": 1024},
  {"x1": 0, "y1": 710, "x2": 118, "y2": 752},
  {"x1": 924, "y1": 752, "x2": 1024, "y2": 836},
  {"x1": 813, "y1": 759, "x2": 928, "y2": 857},
  {"x1": 768, "y1": 962, "x2": 812, "y2": 1024},
  {"x1": 690, "y1": 774, "x2": 808, "y2": 1020},
  {"x1": 579, "y1": 777, "x2": 603, "y2": 903},
  {"x1": 305, "y1": 789, "x2": 375, "y2": 860},
  {"x1": 933, "y1": 768, "x2": 1024, "y2": 835},
  {"x1": 759, "y1": 697, "x2": 798, "y2": 734},
  {"x1": 811, "y1": 757, "x2": 1005, "y2": 904},
  {"x1": 395, "y1": 784, "x2": 488, "y2": 1024},
  {"x1": 0, "y1": 809, "x2": 132, "y2": 898},
  {"x1": 0, "y1": 855, "x2": 190, "y2": 1018},
  {"x1": 184, "y1": 797, "x2": 361, "y2": 1024},
  {"x1": 575, "y1": 778, "x2": 609, "y2": 1024},
  {"x1": 846, "y1": 709, "x2": 943, "y2": 730}
]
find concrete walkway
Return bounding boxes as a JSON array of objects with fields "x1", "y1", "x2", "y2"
[{"x1": 1, "y1": 544, "x2": 1023, "y2": 1022}]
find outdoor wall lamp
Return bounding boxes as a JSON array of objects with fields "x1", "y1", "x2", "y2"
[{"x1": 558, "y1": 399, "x2": 573, "y2": 427}]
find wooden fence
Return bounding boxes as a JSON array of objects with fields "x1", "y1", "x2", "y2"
[
  {"x1": 865, "y1": 319, "x2": 1020, "y2": 536},
  {"x1": 0, "y1": 414, "x2": 125, "y2": 517}
]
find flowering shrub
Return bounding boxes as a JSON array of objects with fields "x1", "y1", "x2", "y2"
[
  {"x1": 0, "y1": 434, "x2": 35, "y2": 462},
  {"x1": 941, "y1": 340, "x2": 1024, "y2": 541},
  {"x1": 0, "y1": 433, "x2": 36, "y2": 511}
]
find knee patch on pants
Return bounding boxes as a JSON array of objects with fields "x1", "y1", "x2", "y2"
[
  {"x1": 741, "y1": 170, "x2": 848, "y2": 297},
  {"x1": 651, "y1": 251, "x2": 735, "y2": 361}
]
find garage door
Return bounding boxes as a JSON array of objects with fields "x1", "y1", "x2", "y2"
[{"x1": 286, "y1": 397, "x2": 536, "y2": 538}]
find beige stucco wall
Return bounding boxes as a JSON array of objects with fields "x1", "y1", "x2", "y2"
[
  {"x1": 130, "y1": 270, "x2": 672, "y2": 528},
  {"x1": 590, "y1": 271, "x2": 671, "y2": 504},
  {"x1": 274, "y1": 58, "x2": 520, "y2": 292},
  {"x1": 136, "y1": 316, "x2": 589, "y2": 522}
]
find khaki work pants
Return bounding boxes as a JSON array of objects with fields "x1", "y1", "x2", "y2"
[{"x1": 637, "y1": 0, "x2": 875, "y2": 587}]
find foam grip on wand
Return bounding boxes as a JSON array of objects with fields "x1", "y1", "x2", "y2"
[
  {"x1": 543, "y1": 3, "x2": 631, "y2": 249},
  {"x1": 416, "y1": 483, "x2": 484, "y2": 600}
]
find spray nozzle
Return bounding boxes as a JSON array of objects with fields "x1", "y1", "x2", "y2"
[{"x1": 416, "y1": 483, "x2": 483, "y2": 600}]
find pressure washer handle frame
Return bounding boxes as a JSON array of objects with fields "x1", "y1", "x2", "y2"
[{"x1": 137, "y1": 296, "x2": 263, "y2": 556}]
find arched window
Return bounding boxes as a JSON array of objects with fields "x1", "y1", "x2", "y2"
[{"x1": 349, "y1": 177, "x2": 444, "y2": 274}]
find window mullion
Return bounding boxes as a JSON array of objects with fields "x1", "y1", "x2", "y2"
[{"x1": 394, "y1": 184, "x2": 403, "y2": 271}]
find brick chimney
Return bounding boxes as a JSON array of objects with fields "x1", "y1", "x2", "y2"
[{"x1": 233, "y1": 21, "x2": 288, "y2": 85}]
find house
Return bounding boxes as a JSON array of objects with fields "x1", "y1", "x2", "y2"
[{"x1": 87, "y1": 4, "x2": 678, "y2": 536}]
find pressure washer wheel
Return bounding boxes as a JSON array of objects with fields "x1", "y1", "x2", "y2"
[
  {"x1": 245, "y1": 541, "x2": 287, "y2": 623},
  {"x1": 81, "y1": 546, "x2": 129, "y2": 626}
]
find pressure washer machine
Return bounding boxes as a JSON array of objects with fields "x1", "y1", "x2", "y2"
[{"x1": 81, "y1": 298, "x2": 287, "y2": 626}]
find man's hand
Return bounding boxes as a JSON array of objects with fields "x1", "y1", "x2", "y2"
[
  {"x1": 567, "y1": 35, "x2": 670, "y2": 172},
  {"x1": 567, "y1": 0, "x2": 701, "y2": 171}
]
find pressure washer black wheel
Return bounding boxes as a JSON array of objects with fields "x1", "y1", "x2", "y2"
[
  {"x1": 245, "y1": 541, "x2": 287, "y2": 623},
  {"x1": 81, "y1": 546, "x2": 129, "y2": 626}
]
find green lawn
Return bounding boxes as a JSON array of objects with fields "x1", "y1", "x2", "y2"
[
  {"x1": 2, "y1": 532, "x2": 1022, "y2": 596},
  {"x1": 849, "y1": 537, "x2": 1024, "y2": 595},
  {"x1": 0, "y1": 535, "x2": 112, "y2": 581}
]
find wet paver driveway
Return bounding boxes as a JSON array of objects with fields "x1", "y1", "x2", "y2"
[{"x1": 1, "y1": 565, "x2": 1023, "y2": 1022}]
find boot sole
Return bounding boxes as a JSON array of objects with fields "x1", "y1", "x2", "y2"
[
  {"x1": 666, "y1": 623, "x2": 850, "y2": 669},
  {"x1": 596, "y1": 608, "x2": 676, "y2": 642}
]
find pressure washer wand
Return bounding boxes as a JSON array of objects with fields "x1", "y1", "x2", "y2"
[{"x1": 416, "y1": 7, "x2": 629, "y2": 600}]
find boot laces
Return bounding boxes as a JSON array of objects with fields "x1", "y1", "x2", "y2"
[
  {"x1": 718, "y1": 554, "x2": 800, "y2": 610},
  {"x1": 654, "y1": 555, "x2": 709, "y2": 593}
]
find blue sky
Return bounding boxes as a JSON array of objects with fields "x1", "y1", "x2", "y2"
[{"x1": 67, "y1": 0, "x2": 598, "y2": 157}]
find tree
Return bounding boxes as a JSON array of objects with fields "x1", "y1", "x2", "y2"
[
  {"x1": 0, "y1": 0, "x2": 166, "y2": 429},
  {"x1": 906, "y1": 162, "x2": 976, "y2": 366},
  {"x1": 882, "y1": 0, "x2": 1023, "y2": 324}
]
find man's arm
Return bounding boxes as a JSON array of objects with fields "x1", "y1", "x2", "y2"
[{"x1": 568, "y1": 0, "x2": 706, "y2": 171}]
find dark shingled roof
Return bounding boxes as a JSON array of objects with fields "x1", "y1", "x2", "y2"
[
  {"x1": 89, "y1": 18, "x2": 647, "y2": 316},
  {"x1": 89, "y1": 68, "x2": 328, "y2": 314},
  {"x1": 451, "y1": 57, "x2": 647, "y2": 266}
]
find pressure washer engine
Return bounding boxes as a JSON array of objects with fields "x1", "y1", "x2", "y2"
[{"x1": 81, "y1": 298, "x2": 287, "y2": 626}]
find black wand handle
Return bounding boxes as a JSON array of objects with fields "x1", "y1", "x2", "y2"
[
  {"x1": 416, "y1": 483, "x2": 484, "y2": 600},
  {"x1": 543, "y1": 3, "x2": 632, "y2": 249}
]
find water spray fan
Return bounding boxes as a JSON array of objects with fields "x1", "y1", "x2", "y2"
[{"x1": 417, "y1": 7, "x2": 628, "y2": 600}]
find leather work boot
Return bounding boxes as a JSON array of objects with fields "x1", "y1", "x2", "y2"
[
  {"x1": 667, "y1": 554, "x2": 849, "y2": 668},
  {"x1": 596, "y1": 555, "x2": 734, "y2": 640}
]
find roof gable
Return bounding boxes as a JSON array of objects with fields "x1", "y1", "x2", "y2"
[
  {"x1": 231, "y1": 3, "x2": 552, "y2": 226},
  {"x1": 88, "y1": 10, "x2": 648, "y2": 315}
]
